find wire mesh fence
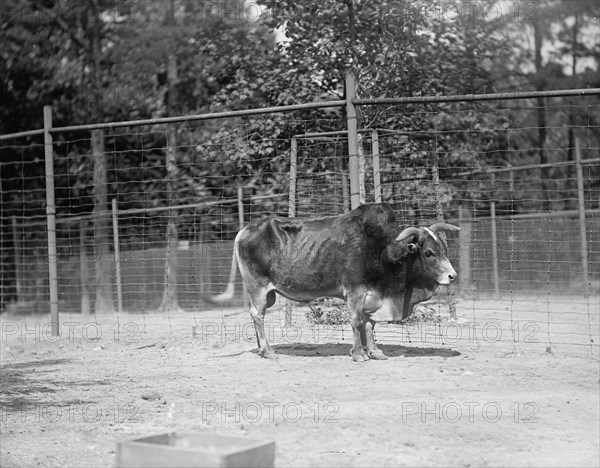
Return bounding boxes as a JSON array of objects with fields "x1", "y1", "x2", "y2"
[
  {"x1": 342, "y1": 96, "x2": 599, "y2": 354},
  {"x1": 359, "y1": 99, "x2": 599, "y2": 293},
  {"x1": 1, "y1": 88, "x2": 598, "y2": 355},
  {"x1": 2, "y1": 113, "x2": 348, "y2": 315},
  {"x1": 293, "y1": 135, "x2": 350, "y2": 218}
]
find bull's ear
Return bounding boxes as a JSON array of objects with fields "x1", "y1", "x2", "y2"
[
  {"x1": 386, "y1": 239, "x2": 419, "y2": 262},
  {"x1": 387, "y1": 226, "x2": 422, "y2": 261}
]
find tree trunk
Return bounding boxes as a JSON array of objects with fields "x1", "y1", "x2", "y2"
[
  {"x1": 157, "y1": 0, "x2": 181, "y2": 313},
  {"x1": 533, "y1": 22, "x2": 551, "y2": 211},
  {"x1": 92, "y1": 129, "x2": 114, "y2": 314},
  {"x1": 157, "y1": 116, "x2": 180, "y2": 313},
  {"x1": 346, "y1": 0, "x2": 357, "y2": 63},
  {"x1": 158, "y1": 213, "x2": 179, "y2": 314},
  {"x1": 566, "y1": 13, "x2": 579, "y2": 210},
  {"x1": 85, "y1": 0, "x2": 113, "y2": 314}
]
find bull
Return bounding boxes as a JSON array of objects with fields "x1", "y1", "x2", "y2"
[{"x1": 212, "y1": 203, "x2": 459, "y2": 361}]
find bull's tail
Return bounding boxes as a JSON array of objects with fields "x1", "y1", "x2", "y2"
[{"x1": 210, "y1": 238, "x2": 239, "y2": 303}]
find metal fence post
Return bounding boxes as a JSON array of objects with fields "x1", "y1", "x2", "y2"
[
  {"x1": 237, "y1": 184, "x2": 249, "y2": 308},
  {"x1": 574, "y1": 137, "x2": 590, "y2": 295},
  {"x1": 371, "y1": 130, "x2": 381, "y2": 203},
  {"x1": 345, "y1": 72, "x2": 360, "y2": 209},
  {"x1": 357, "y1": 133, "x2": 366, "y2": 204},
  {"x1": 337, "y1": 142, "x2": 350, "y2": 213},
  {"x1": 112, "y1": 198, "x2": 123, "y2": 314},
  {"x1": 44, "y1": 105, "x2": 59, "y2": 336},
  {"x1": 289, "y1": 137, "x2": 297, "y2": 218},
  {"x1": 490, "y1": 200, "x2": 500, "y2": 297},
  {"x1": 285, "y1": 137, "x2": 298, "y2": 326},
  {"x1": 11, "y1": 216, "x2": 22, "y2": 302},
  {"x1": 490, "y1": 173, "x2": 500, "y2": 297},
  {"x1": 458, "y1": 205, "x2": 472, "y2": 290},
  {"x1": 79, "y1": 221, "x2": 90, "y2": 315}
]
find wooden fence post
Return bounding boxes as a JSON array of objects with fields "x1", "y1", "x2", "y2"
[
  {"x1": 44, "y1": 105, "x2": 59, "y2": 336},
  {"x1": 345, "y1": 72, "x2": 360, "y2": 209},
  {"x1": 574, "y1": 137, "x2": 590, "y2": 295}
]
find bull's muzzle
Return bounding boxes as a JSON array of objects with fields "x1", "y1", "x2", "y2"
[{"x1": 438, "y1": 264, "x2": 458, "y2": 285}]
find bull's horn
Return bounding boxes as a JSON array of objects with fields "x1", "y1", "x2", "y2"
[
  {"x1": 429, "y1": 223, "x2": 460, "y2": 233},
  {"x1": 396, "y1": 227, "x2": 422, "y2": 242}
]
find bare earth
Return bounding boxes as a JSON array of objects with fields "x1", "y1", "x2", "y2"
[{"x1": 1, "y1": 303, "x2": 599, "y2": 468}]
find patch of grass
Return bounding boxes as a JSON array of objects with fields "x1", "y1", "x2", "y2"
[
  {"x1": 402, "y1": 305, "x2": 442, "y2": 324},
  {"x1": 305, "y1": 298, "x2": 351, "y2": 325},
  {"x1": 304, "y1": 299, "x2": 442, "y2": 325}
]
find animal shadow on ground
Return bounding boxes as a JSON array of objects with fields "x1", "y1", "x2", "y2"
[{"x1": 268, "y1": 343, "x2": 460, "y2": 358}]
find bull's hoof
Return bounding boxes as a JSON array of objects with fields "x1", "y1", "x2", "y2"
[
  {"x1": 350, "y1": 349, "x2": 370, "y2": 362},
  {"x1": 259, "y1": 349, "x2": 278, "y2": 359},
  {"x1": 351, "y1": 354, "x2": 369, "y2": 362},
  {"x1": 368, "y1": 349, "x2": 388, "y2": 360}
]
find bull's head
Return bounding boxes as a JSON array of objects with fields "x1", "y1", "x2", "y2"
[{"x1": 394, "y1": 223, "x2": 460, "y2": 286}]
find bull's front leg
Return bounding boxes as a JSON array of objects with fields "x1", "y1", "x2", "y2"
[
  {"x1": 350, "y1": 319, "x2": 370, "y2": 362},
  {"x1": 364, "y1": 319, "x2": 388, "y2": 360},
  {"x1": 360, "y1": 291, "x2": 388, "y2": 360},
  {"x1": 347, "y1": 291, "x2": 370, "y2": 362}
]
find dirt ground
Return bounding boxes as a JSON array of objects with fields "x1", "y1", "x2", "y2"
[{"x1": 1, "y1": 303, "x2": 599, "y2": 468}]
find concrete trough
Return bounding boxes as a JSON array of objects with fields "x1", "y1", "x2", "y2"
[{"x1": 116, "y1": 432, "x2": 275, "y2": 468}]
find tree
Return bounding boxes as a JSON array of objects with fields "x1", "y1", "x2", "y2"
[
  {"x1": 555, "y1": 0, "x2": 600, "y2": 206},
  {"x1": 232, "y1": 1, "x2": 509, "y2": 217},
  {"x1": 1, "y1": 0, "x2": 118, "y2": 313},
  {"x1": 0, "y1": 0, "x2": 281, "y2": 311},
  {"x1": 487, "y1": 0, "x2": 599, "y2": 210},
  {"x1": 157, "y1": 0, "x2": 181, "y2": 314}
]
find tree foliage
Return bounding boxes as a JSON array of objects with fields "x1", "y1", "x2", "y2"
[{"x1": 1, "y1": 0, "x2": 599, "y2": 233}]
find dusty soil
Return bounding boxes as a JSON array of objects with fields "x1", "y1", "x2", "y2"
[{"x1": 1, "y1": 307, "x2": 599, "y2": 468}]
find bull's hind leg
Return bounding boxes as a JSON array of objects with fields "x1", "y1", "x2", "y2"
[
  {"x1": 248, "y1": 289, "x2": 277, "y2": 359},
  {"x1": 365, "y1": 319, "x2": 388, "y2": 360}
]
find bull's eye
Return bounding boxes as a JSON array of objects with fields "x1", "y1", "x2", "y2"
[{"x1": 424, "y1": 249, "x2": 435, "y2": 258}]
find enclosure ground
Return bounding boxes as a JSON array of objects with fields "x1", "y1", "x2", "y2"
[{"x1": 1, "y1": 310, "x2": 599, "y2": 468}]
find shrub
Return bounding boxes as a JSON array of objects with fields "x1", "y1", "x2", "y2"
[{"x1": 304, "y1": 298, "x2": 351, "y2": 325}]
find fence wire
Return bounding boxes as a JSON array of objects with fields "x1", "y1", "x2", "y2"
[{"x1": 345, "y1": 97, "x2": 599, "y2": 353}]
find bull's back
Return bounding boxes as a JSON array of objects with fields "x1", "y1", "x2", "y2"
[{"x1": 237, "y1": 215, "x2": 364, "y2": 301}]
